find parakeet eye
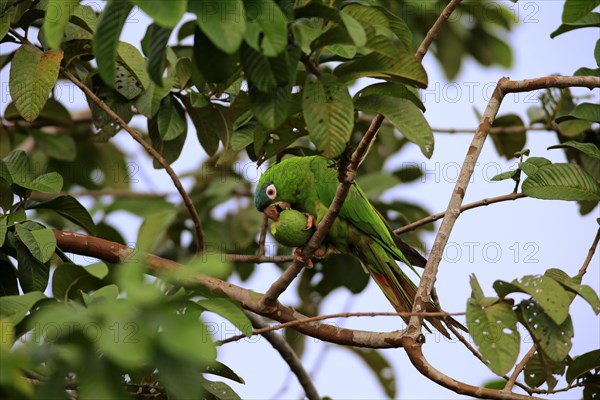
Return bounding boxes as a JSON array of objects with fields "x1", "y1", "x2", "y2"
[{"x1": 266, "y1": 184, "x2": 277, "y2": 200}]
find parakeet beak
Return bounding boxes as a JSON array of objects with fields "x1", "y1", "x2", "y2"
[{"x1": 263, "y1": 201, "x2": 291, "y2": 221}]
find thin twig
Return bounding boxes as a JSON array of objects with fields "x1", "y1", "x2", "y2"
[
  {"x1": 219, "y1": 310, "x2": 466, "y2": 345},
  {"x1": 257, "y1": 215, "x2": 269, "y2": 257},
  {"x1": 59, "y1": 68, "x2": 206, "y2": 252},
  {"x1": 431, "y1": 126, "x2": 551, "y2": 134},
  {"x1": 504, "y1": 346, "x2": 536, "y2": 392},
  {"x1": 300, "y1": 51, "x2": 321, "y2": 77},
  {"x1": 244, "y1": 312, "x2": 320, "y2": 400},
  {"x1": 259, "y1": 114, "x2": 385, "y2": 308},
  {"x1": 579, "y1": 227, "x2": 600, "y2": 276},
  {"x1": 225, "y1": 254, "x2": 294, "y2": 264},
  {"x1": 394, "y1": 193, "x2": 526, "y2": 235},
  {"x1": 414, "y1": 0, "x2": 463, "y2": 62}
]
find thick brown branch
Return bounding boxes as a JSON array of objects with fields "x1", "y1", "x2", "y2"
[
  {"x1": 579, "y1": 227, "x2": 600, "y2": 276},
  {"x1": 53, "y1": 230, "x2": 407, "y2": 348},
  {"x1": 394, "y1": 193, "x2": 526, "y2": 235},
  {"x1": 259, "y1": 114, "x2": 385, "y2": 308},
  {"x1": 415, "y1": 0, "x2": 462, "y2": 62},
  {"x1": 410, "y1": 75, "x2": 600, "y2": 335},
  {"x1": 244, "y1": 312, "x2": 320, "y2": 400},
  {"x1": 59, "y1": 68, "x2": 205, "y2": 252},
  {"x1": 401, "y1": 337, "x2": 542, "y2": 400}
]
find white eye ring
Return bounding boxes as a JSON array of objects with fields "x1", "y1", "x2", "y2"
[{"x1": 266, "y1": 184, "x2": 277, "y2": 200}]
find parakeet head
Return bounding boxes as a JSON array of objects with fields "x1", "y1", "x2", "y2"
[{"x1": 254, "y1": 157, "x2": 307, "y2": 221}]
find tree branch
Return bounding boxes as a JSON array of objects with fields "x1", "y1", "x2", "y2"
[
  {"x1": 52, "y1": 229, "x2": 408, "y2": 348},
  {"x1": 415, "y1": 0, "x2": 462, "y2": 62},
  {"x1": 244, "y1": 312, "x2": 320, "y2": 400},
  {"x1": 394, "y1": 193, "x2": 526, "y2": 235},
  {"x1": 257, "y1": 215, "x2": 269, "y2": 257},
  {"x1": 59, "y1": 67, "x2": 206, "y2": 252},
  {"x1": 219, "y1": 310, "x2": 465, "y2": 345},
  {"x1": 409, "y1": 75, "x2": 600, "y2": 335},
  {"x1": 401, "y1": 337, "x2": 542, "y2": 400},
  {"x1": 503, "y1": 346, "x2": 536, "y2": 393},
  {"x1": 259, "y1": 114, "x2": 385, "y2": 308},
  {"x1": 432, "y1": 126, "x2": 551, "y2": 134},
  {"x1": 579, "y1": 227, "x2": 600, "y2": 276}
]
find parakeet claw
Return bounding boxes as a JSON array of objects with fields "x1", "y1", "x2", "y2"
[
  {"x1": 303, "y1": 212, "x2": 316, "y2": 230},
  {"x1": 294, "y1": 247, "x2": 313, "y2": 268}
]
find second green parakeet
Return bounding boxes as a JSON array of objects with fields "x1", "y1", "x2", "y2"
[{"x1": 255, "y1": 155, "x2": 460, "y2": 337}]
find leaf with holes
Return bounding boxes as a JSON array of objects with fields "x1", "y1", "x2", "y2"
[
  {"x1": 524, "y1": 352, "x2": 565, "y2": 390},
  {"x1": 9, "y1": 45, "x2": 63, "y2": 122},
  {"x1": 117, "y1": 41, "x2": 151, "y2": 90},
  {"x1": 518, "y1": 299, "x2": 573, "y2": 363},
  {"x1": 93, "y1": 0, "x2": 132, "y2": 86},
  {"x1": 355, "y1": 94, "x2": 433, "y2": 158},
  {"x1": 466, "y1": 298, "x2": 520, "y2": 376},
  {"x1": 494, "y1": 275, "x2": 571, "y2": 325},
  {"x1": 566, "y1": 349, "x2": 600, "y2": 385},
  {"x1": 302, "y1": 74, "x2": 354, "y2": 158},
  {"x1": 544, "y1": 268, "x2": 600, "y2": 314},
  {"x1": 522, "y1": 163, "x2": 600, "y2": 201}
]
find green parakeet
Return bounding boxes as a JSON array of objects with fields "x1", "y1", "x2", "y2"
[{"x1": 255, "y1": 155, "x2": 459, "y2": 337}]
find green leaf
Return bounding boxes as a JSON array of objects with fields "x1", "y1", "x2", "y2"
[
  {"x1": 93, "y1": 0, "x2": 132, "y2": 86},
  {"x1": 0, "y1": 258, "x2": 19, "y2": 296},
  {"x1": 555, "y1": 102, "x2": 600, "y2": 124},
  {"x1": 31, "y1": 131, "x2": 76, "y2": 161},
  {"x1": 117, "y1": 41, "x2": 151, "y2": 90},
  {"x1": 466, "y1": 298, "x2": 520, "y2": 376},
  {"x1": 130, "y1": 0, "x2": 187, "y2": 28},
  {"x1": 302, "y1": 73, "x2": 354, "y2": 158},
  {"x1": 180, "y1": 98, "x2": 220, "y2": 156},
  {"x1": 494, "y1": 275, "x2": 571, "y2": 325},
  {"x1": 354, "y1": 82, "x2": 424, "y2": 111},
  {"x1": 204, "y1": 362, "x2": 245, "y2": 384},
  {"x1": 519, "y1": 157, "x2": 552, "y2": 177},
  {"x1": 243, "y1": 0, "x2": 288, "y2": 57},
  {"x1": 157, "y1": 95, "x2": 188, "y2": 140},
  {"x1": 158, "y1": 311, "x2": 217, "y2": 365},
  {"x1": 180, "y1": 254, "x2": 233, "y2": 281},
  {"x1": 29, "y1": 172, "x2": 63, "y2": 194},
  {"x1": 346, "y1": 347, "x2": 396, "y2": 399},
  {"x1": 574, "y1": 66, "x2": 600, "y2": 77},
  {"x1": 518, "y1": 299, "x2": 573, "y2": 363},
  {"x1": 0, "y1": 216, "x2": 7, "y2": 249},
  {"x1": 491, "y1": 169, "x2": 520, "y2": 182},
  {"x1": 340, "y1": 10, "x2": 366, "y2": 47},
  {"x1": 0, "y1": 291, "x2": 45, "y2": 325},
  {"x1": 334, "y1": 51, "x2": 428, "y2": 88},
  {"x1": 566, "y1": 349, "x2": 600, "y2": 384},
  {"x1": 9, "y1": 45, "x2": 63, "y2": 122},
  {"x1": 522, "y1": 163, "x2": 600, "y2": 201},
  {"x1": 202, "y1": 380, "x2": 241, "y2": 400},
  {"x1": 43, "y1": 0, "x2": 80, "y2": 49},
  {"x1": 562, "y1": 0, "x2": 600, "y2": 23},
  {"x1": 355, "y1": 94, "x2": 433, "y2": 158},
  {"x1": 8, "y1": 232, "x2": 50, "y2": 293},
  {"x1": 190, "y1": 0, "x2": 246, "y2": 54},
  {"x1": 544, "y1": 268, "x2": 600, "y2": 314},
  {"x1": 149, "y1": 115, "x2": 187, "y2": 168},
  {"x1": 198, "y1": 298, "x2": 253, "y2": 337},
  {"x1": 52, "y1": 263, "x2": 103, "y2": 300},
  {"x1": 249, "y1": 84, "x2": 291, "y2": 130},
  {"x1": 144, "y1": 24, "x2": 172, "y2": 87},
  {"x1": 240, "y1": 43, "x2": 295, "y2": 93},
  {"x1": 524, "y1": 352, "x2": 564, "y2": 390},
  {"x1": 27, "y1": 195, "x2": 97, "y2": 235},
  {"x1": 193, "y1": 26, "x2": 238, "y2": 83},
  {"x1": 548, "y1": 140, "x2": 600, "y2": 160},
  {"x1": 551, "y1": 12, "x2": 600, "y2": 38},
  {"x1": 490, "y1": 114, "x2": 526, "y2": 159},
  {"x1": 136, "y1": 80, "x2": 172, "y2": 118},
  {"x1": 15, "y1": 225, "x2": 56, "y2": 263},
  {"x1": 137, "y1": 209, "x2": 177, "y2": 253}
]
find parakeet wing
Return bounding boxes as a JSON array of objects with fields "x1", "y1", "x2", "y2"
[{"x1": 309, "y1": 157, "x2": 417, "y2": 274}]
